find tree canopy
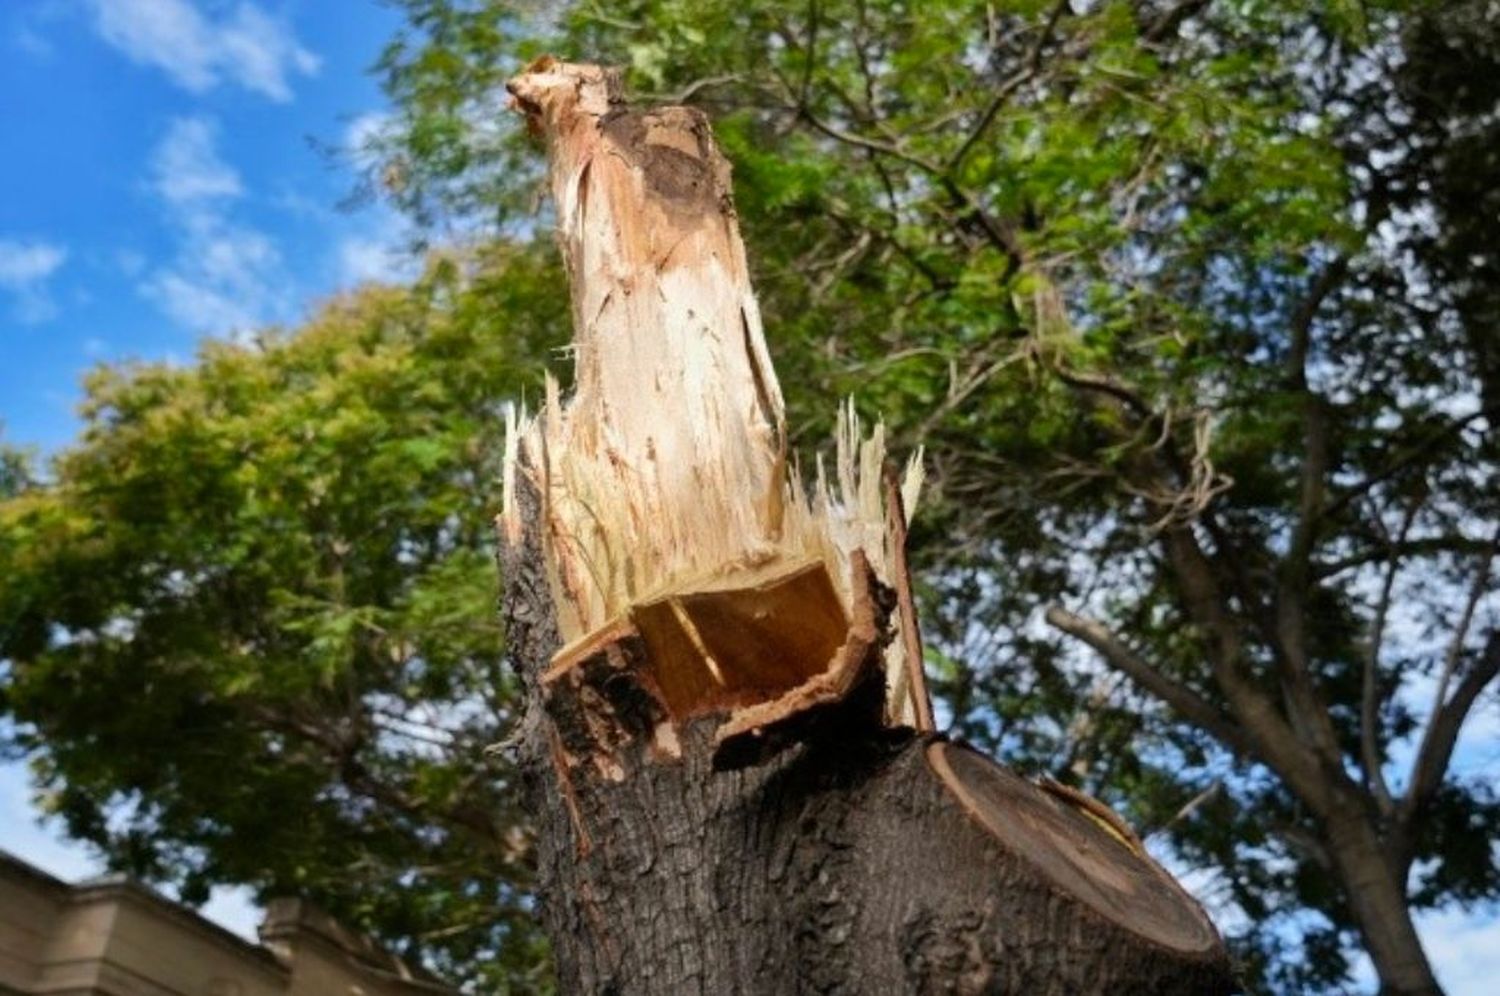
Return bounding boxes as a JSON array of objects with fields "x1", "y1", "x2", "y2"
[
  {"x1": 1, "y1": 248, "x2": 565, "y2": 991},
  {"x1": 3, "y1": 1, "x2": 1498, "y2": 993}
]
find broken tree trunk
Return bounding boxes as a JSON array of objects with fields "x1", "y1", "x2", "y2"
[{"x1": 497, "y1": 58, "x2": 1235, "y2": 995}]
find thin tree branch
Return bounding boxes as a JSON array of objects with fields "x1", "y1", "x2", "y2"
[
  {"x1": 947, "y1": 68, "x2": 1034, "y2": 175},
  {"x1": 947, "y1": 0, "x2": 1067, "y2": 174},
  {"x1": 1319, "y1": 407, "x2": 1494, "y2": 526},
  {"x1": 1275, "y1": 258, "x2": 1350, "y2": 762},
  {"x1": 1045, "y1": 605, "x2": 1253, "y2": 756},
  {"x1": 774, "y1": 73, "x2": 1029, "y2": 271},
  {"x1": 1427, "y1": 524, "x2": 1500, "y2": 723},
  {"x1": 1158, "y1": 527, "x2": 1340, "y2": 815},
  {"x1": 1052, "y1": 366, "x2": 1157, "y2": 419},
  {"x1": 1314, "y1": 534, "x2": 1496, "y2": 579},
  {"x1": 1398, "y1": 630, "x2": 1500, "y2": 847},
  {"x1": 1144, "y1": 779, "x2": 1224, "y2": 840},
  {"x1": 799, "y1": 0, "x2": 820, "y2": 106},
  {"x1": 652, "y1": 73, "x2": 745, "y2": 104},
  {"x1": 1399, "y1": 530, "x2": 1500, "y2": 842},
  {"x1": 1360, "y1": 497, "x2": 1420, "y2": 817}
]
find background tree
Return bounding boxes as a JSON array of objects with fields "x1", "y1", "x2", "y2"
[
  {"x1": 0, "y1": 248, "x2": 566, "y2": 993},
  {"x1": 367, "y1": 1, "x2": 1495, "y2": 992}
]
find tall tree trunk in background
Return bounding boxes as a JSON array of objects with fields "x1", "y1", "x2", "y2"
[
  {"x1": 1323, "y1": 804, "x2": 1439, "y2": 996},
  {"x1": 496, "y1": 59, "x2": 1234, "y2": 995}
]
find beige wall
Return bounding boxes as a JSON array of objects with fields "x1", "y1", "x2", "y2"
[
  {"x1": 0, "y1": 855, "x2": 66, "y2": 994},
  {"x1": 0, "y1": 852, "x2": 452, "y2": 996}
]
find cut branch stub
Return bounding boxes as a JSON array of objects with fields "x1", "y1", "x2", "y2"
[{"x1": 502, "y1": 57, "x2": 924, "y2": 753}]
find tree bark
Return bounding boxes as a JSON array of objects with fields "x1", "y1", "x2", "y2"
[
  {"x1": 497, "y1": 58, "x2": 1235, "y2": 995},
  {"x1": 1324, "y1": 798, "x2": 1443, "y2": 996}
]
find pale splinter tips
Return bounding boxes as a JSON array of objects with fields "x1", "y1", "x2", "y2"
[{"x1": 500, "y1": 59, "x2": 925, "y2": 732}]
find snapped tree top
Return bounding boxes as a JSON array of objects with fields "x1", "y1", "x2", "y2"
[{"x1": 495, "y1": 58, "x2": 1234, "y2": 994}]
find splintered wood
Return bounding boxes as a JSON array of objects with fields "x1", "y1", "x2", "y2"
[{"x1": 501, "y1": 59, "x2": 925, "y2": 737}]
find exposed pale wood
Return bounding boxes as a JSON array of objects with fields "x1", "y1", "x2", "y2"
[
  {"x1": 886, "y1": 467, "x2": 934, "y2": 730},
  {"x1": 501, "y1": 57, "x2": 922, "y2": 735}
]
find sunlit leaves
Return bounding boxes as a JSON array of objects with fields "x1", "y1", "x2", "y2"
[{"x1": 0, "y1": 246, "x2": 567, "y2": 992}]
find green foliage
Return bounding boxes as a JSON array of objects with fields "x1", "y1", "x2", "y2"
[
  {"x1": 364, "y1": 2, "x2": 1498, "y2": 991},
  {"x1": 0, "y1": 441, "x2": 31, "y2": 500},
  {"x1": 6, "y1": 1, "x2": 1498, "y2": 993},
  {"x1": 0, "y1": 245, "x2": 567, "y2": 992}
]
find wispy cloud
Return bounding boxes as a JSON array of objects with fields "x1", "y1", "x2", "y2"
[
  {"x1": 89, "y1": 0, "x2": 320, "y2": 102},
  {"x1": 143, "y1": 224, "x2": 284, "y2": 335},
  {"x1": 344, "y1": 110, "x2": 392, "y2": 168},
  {"x1": 333, "y1": 112, "x2": 418, "y2": 287},
  {"x1": 0, "y1": 239, "x2": 67, "y2": 324},
  {"x1": 139, "y1": 116, "x2": 290, "y2": 339},
  {"x1": 149, "y1": 117, "x2": 243, "y2": 204},
  {"x1": 0, "y1": 242, "x2": 66, "y2": 287},
  {"x1": 13, "y1": 25, "x2": 54, "y2": 60},
  {"x1": 337, "y1": 228, "x2": 418, "y2": 287}
]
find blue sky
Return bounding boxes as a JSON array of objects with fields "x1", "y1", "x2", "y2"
[
  {"x1": 0, "y1": 0, "x2": 411, "y2": 452},
  {"x1": 0, "y1": 2, "x2": 1496, "y2": 991},
  {"x1": 0, "y1": 0, "x2": 413, "y2": 940}
]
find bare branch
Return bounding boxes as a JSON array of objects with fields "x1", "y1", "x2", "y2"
[
  {"x1": 1275, "y1": 258, "x2": 1351, "y2": 763},
  {"x1": 1398, "y1": 630, "x2": 1500, "y2": 848},
  {"x1": 1052, "y1": 365, "x2": 1156, "y2": 419},
  {"x1": 1314, "y1": 534, "x2": 1497, "y2": 579},
  {"x1": 1429, "y1": 524, "x2": 1500, "y2": 719},
  {"x1": 1399, "y1": 528, "x2": 1500, "y2": 843},
  {"x1": 772, "y1": 73, "x2": 1029, "y2": 271},
  {"x1": 1360, "y1": 497, "x2": 1420, "y2": 816},
  {"x1": 1045, "y1": 605, "x2": 1253, "y2": 756},
  {"x1": 1158, "y1": 527, "x2": 1339, "y2": 815},
  {"x1": 1144, "y1": 779, "x2": 1224, "y2": 840},
  {"x1": 656, "y1": 73, "x2": 745, "y2": 104},
  {"x1": 799, "y1": 0, "x2": 820, "y2": 106}
]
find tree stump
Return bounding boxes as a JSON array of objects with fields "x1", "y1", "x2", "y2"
[{"x1": 497, "y1": 58, "x2": 1235, "y2": 995}]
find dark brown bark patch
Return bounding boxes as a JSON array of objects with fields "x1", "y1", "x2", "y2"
[{"x1": 599, "y1": 106, "x2": 729, "y2": 219}]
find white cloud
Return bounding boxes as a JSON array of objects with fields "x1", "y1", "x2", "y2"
[
  {"x1": 115, "y1": 249, "x2": 147, "y2": 278},
  {"x1": 0, "y1": 239, "x2": 67, "y2": 324},
  {"x1": 139, "y1": 117, "x2": 289, "y2": 339},
  {"x1": 89, "y1": 0, "x2": 320, "y2": 102},
  {"x1": 1422, "y1": 909, "x2": 1500, "y2": 996},
  {"x1": 149, "y1": 117, "x2": 243, "y2": 204},
  {"x1": 142, "y1": 227, "x2": 282, "y2": 335},
  {"x1": 344, "y1": 110, "x2": 392, "y2": 169},
  {"x1": 337, "y1": 233, "x2": 417, "y2": 287},
  {"x1": 0, "y1": 241, "x2": 65, "y2": 287},
  {"x1": 333, "y1": 187, "x2": 418, "y2": 288}
]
